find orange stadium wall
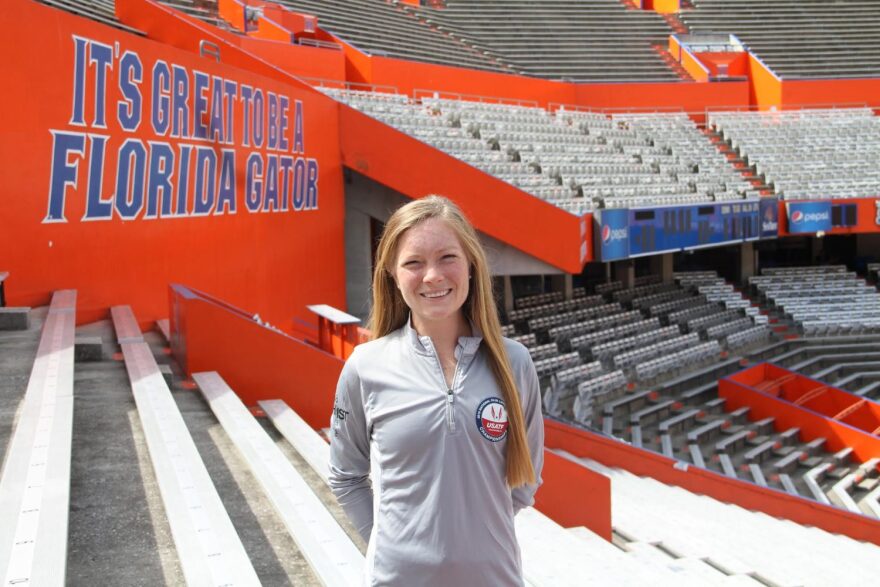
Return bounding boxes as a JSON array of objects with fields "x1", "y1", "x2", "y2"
[
  {"x1": 695, "y1": 52, "x2": 749, "y2": 78},
  {"x1": 747, "y1": 53, "x2": 782, "y2": 111},
  {"x1": 782, "y1": 78, "x2": 880, "y2": 109},
  {"x1": 368, "y1": 56, "x2": 576, "y2": 106},
  {"x1": 0, "y1": 0, "x2": 347, "y2": 327}
]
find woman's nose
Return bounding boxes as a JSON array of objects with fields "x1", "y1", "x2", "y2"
[{"x1": 423, "y1": 262, "x2": 442, "y2": 283}]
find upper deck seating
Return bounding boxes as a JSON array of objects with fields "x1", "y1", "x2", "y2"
[
  {"x1": 413, "y1": 0, "x2": 679, "y2": 83},
  {"x1": 709, "y1": 108, "x2": 880, "y2": 201},
  {"x1": 323, "y1": 89, "x2": 754, "y2": 213},
  {"x1": 682, "y1": 0, "x2": 880, "y2": 79},
  {"x1": 276, "y1": 0, "x2": 511, "y2": 72}
]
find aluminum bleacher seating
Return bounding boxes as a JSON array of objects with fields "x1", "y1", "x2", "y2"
[
  {"x1": 412, "y1": 0, "x2": 678, "y2": 83},
  {"x1": 709, "y1": 108, "x2": 880, "y2": 201},
  {"x1": 193, "y1": 372, "x2": 364, "y2": 585},
  {"x1": 323, "y1": 89, "x2": 755, "y2": 213},
  {"x1": 559, "y1": 452, "x2": 880, "y2": 586},
  {"x1": 0, "y1": 293, "x2": 75, "y2": 585},
  {"x1": 112, "y1": 307, "x2": 261, "y2": 585},
  {"x1": 683, "y1": 0, "x2": 880, "y2": 80},
  {"x1": 751, "y1": 266, "x2": 880, "y2": 335}
]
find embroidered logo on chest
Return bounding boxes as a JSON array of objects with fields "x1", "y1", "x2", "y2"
[{"x1": 475, "y1": 397, "x2": 508, "y2": 442}]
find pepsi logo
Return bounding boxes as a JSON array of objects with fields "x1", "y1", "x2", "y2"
[
  {"x1": 791, "y1": 211, "x2": 804, "y2": 224},
  {"x1": 475, "y1": 397, "x2": 508, "y2": 442},
  {"x1": 601, "y1": 225, "x2": 628, "y2": 244}
]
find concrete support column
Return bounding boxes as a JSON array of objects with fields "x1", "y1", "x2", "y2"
[
  {"x1": 613, "y1": 260, "x2": 635, "y2": 289},
  {"x1": 344, "y1": 207, "x2": 372, "y2": 321},
  {"x1": 650, "y1": 253, "x2": 674, "y2": 283},
  {"x1": 739, "y1": 242, "x2": 756, "y2": 283},
  {"x1": 549, "y1": 274, "x2": 573, "y2": 300},
  {"x1": 502, "y1": 275, "x2": 514, "y2": 315},
  {"x1": 810, "y1": 236, "x2": 823, "y2": 264}
]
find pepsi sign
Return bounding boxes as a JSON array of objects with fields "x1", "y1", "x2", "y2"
[
  {"x1": 596, "y1": 209, "x2": 629, "y2": 261},
  {"x1": 786, "y1": 201, "x2": 832, "y2": 234}
]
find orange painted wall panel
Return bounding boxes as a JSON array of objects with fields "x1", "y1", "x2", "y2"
[
  {"x1": 369, "y1": 56, "x2": 576, "y2": 106},
  {"x1": 696, "y1": 52, "x2": 749, "y2": 78},
  {"x1": 719, "y1": 379, "x2": 880, "y2": 462},
  {"x1": 680, "y1": 48, "x2": 710, "y2": 83},
  {"x1": 0, "y1": 0, "x2": 346, "y2": 327},
  {"x1": 783, "y1": 78, "x2": 880, "y2": 109},
  {"x1": 170, "y1": 285, "x2": 343, "y2": 428},
  {"x1": 534, "y1": 450, "x2": 612, "y2": 541},
  {"x1": 235, "y1": 37, "x2": 346, "y2": 82},
  {"x1": 573, "y1": 80, "x2": 750, "y2": 112},
  {"x1": 747, "y1": 54, "x2": 782, "y2": 110}
]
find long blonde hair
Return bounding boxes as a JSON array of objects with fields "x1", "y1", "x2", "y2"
[{"x1": 368, "y1": 196, "x2": 535, "y2": 488}]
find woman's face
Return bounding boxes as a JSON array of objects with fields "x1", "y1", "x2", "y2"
[{"x1": 392, "y1": 218, "x2": 470, "y2": 331}]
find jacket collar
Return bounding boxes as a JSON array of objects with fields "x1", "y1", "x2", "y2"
[{"x1": 403, "y1": 314, "x2": 483, "y2": 359}]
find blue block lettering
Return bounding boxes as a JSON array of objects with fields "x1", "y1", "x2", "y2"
[
  {"x1": 146, "y1": 141, "x2": 175, "y2": 218},
  {"x1": 115, "y1": 139, "x2": 146, "y2": 220},
  {"x1": 263, "y1": 155, "x2": 279, "y2": 212},
  {"x1": 253, "y1": 89, "x2": 264, "y2": 148},
  {"x1": 216, "y1": 149, "x2": 236, "y2": 215},
  {"x1": 45, "y1": 131, "x2": 85, "y2": 223},
  {"x1": 279, "y1": 95, "x2": 290, "y2": 151},
  {"x1": 117, "y1": 51, "x2": 143, "y2": 132},
  {"x1": 176, "y1": 144, "x2": 192, "y2": 216},
  {"x1": 193, "y1": 147, "x2": 216, "y2": 216},
  {"x1": 171, "y1": 65, "x2": 190, "y2": 138},
  {"x1": 70, "y1": 36, "x2": 88, "y2": 126},
  {"x1": 88, "y1": 41, "x2": 113, "y2": 128},
  {"x1": 193, "y1": 71, "x2": 209, "y2": 140},
  {"x1": 240, "y1": 85, "x2": 253, "y2": 147},
  {"x1": 306, "y1": 158, "x2": 319, "y2": 210},
  {"x1": 209, "y1": 76, "x2": 224, "y2": 143},
  {"x1": 245, "y1": 153, "x2": 263, "y2": 212},
  {"x1": 151, "y1": 61, "x2": 171, "y2": 135},
  {"x1": 84, "y1": 134, "x2": 112, "y2": 220}
]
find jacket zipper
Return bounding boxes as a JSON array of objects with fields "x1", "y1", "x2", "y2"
[
  {"x1": 428, "y1": 341, "x2": 459, "y2": 433},
  {"x1": 446, "y1": 363, "x2": 460, "y2": 433}
]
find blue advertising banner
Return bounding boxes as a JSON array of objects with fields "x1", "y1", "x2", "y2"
[
  {"x1": 596, "y1": 209, "x2": 629, "y2": 262},
  {"x1": 786, "y1": 201, "x2": 832, "y2": 234},
  {"x1": 759, "y1": 197, "x2": 779, "y2": 239},
  {"x1": 628, "y1": 201, "x2": 761, "y2": 257}
]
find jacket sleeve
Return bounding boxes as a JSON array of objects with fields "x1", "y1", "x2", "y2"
[
  {"x1": 328, "y1": 353, "x2": 374, "y2": 542},
  {"x1": 511, "y1": 349, "x2": 545, "y2": 515}
]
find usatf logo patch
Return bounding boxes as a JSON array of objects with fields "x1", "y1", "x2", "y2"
[{"x1": 475, "y1": 397, "x2": 508, "y2": 442}]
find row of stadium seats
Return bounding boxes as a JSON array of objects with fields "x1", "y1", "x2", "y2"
[
  {"x1": 682, "y1": 0, "x2": 880, "y2": 79},
  {"x1": 709, "y1": 108, "x2": 880, "y2": 200},
  {"x1": 322, "y1": 87, "x2": 761, "y2": 212},
  {"x1": 751, "y1": 266, "x2": 880, "y2": 335}
]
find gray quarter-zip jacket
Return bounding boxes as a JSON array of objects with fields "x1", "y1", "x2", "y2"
[{"x1": 328, "y1": 320, "x2": 545, "y2": 586}]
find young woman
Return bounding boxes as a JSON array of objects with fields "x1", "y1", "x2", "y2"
[{"x1": 329, "y1": 195, "x2": 544, "y2": 586}]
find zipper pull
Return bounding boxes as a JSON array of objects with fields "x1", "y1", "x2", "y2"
[{"x1": 446, "y1": 389, "x2": 456, "y2": 432}]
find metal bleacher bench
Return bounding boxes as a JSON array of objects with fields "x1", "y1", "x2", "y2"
[
  {"x1": 0, "y1": 290, "x2": 75, "y2": 586},
  {"x1": 111, "y1": 306, "x2": 261, "y2": 586},
  {"x1": 193, "y1": 373, "x2": 363, "y2": 586}
]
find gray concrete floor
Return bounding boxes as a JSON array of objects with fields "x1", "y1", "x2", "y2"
[{"x1": 1, "y1": 310, "x2": 365, "y2": 586}]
